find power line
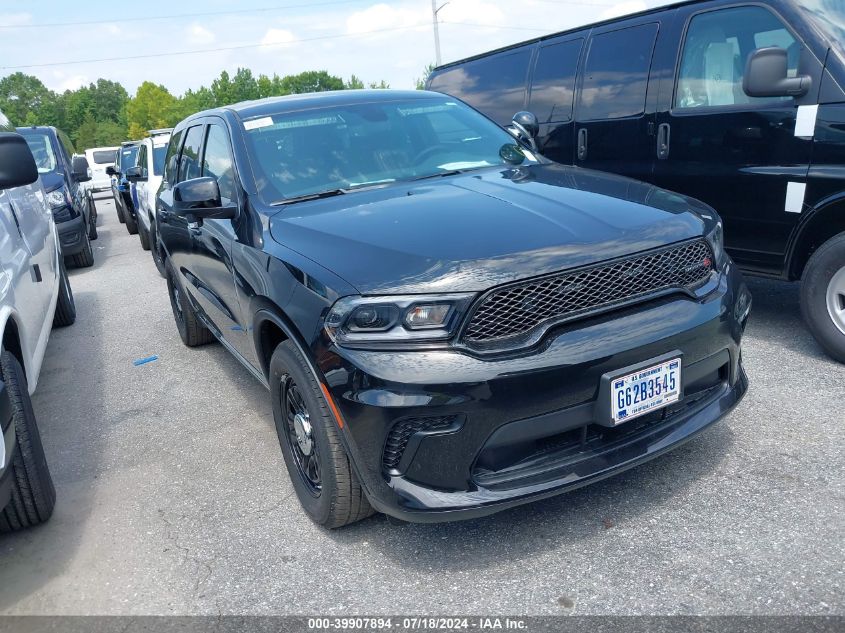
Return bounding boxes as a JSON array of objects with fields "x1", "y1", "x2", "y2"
[
  {"x1": 0, "y1": 0, "x2": 362, "y2": 29},
  {"x1": 441, "y1": 21, "x2": 552, "y2": 32},
  {"x1": 0, "y1": 24, "x2": 433, "y2": 70}
]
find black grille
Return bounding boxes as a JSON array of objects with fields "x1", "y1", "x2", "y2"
[
  {"x1": 383, "y1": 416, "x2": 457, "y2": 471},
  {"x1": 462, "y1": 240, "x2": 714, "y2": 346}
]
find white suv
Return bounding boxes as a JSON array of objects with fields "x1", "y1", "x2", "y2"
[
  {"x1": 127, "y1": 129, "x2": 171, "y2": 267},
  {"x1": 0, "y1": 112, "x2": 76, "y2": 531},
  {"x1": 84, "y1": 146, "x2": 119, "y2": 193}
]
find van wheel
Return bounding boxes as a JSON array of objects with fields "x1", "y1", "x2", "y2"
[
  {"x1": 801, "y1": 232, "x2": 845, "y2": 363},
  {"x1": 165, "y1": 261, "x2": 215, "y2": 347},
  {"x1": 138, "y1": 220, "x2": 151, "y2": 251},
  {"x1": 150, "y1": 222, "x2": 167, "y2": 278},
  {"x1": 52, "y1": 260, "x2": 76, "y2": 327},
  {"x1": 0, "y1": 351, "x2": 56, "y2": 532},
  {"x1": 67, "y1": 232, "x2": 94, "y2": 268},
  {"x1": 269, "y1": 341, "x2": 374, "y2": 528},
  {"x1": 114, "y1": 194, "x2": 126, "y2": 223}
]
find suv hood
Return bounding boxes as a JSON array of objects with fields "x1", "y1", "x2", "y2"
[{"x1": 269, "y1": 164, "x2": 713, "y2": 295}]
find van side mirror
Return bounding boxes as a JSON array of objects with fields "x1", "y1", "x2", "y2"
[
  {"x1": 0, "y1": 133, "x2": 39, "y2": 189},
  {"x1": 172, "y1": 177, "x2": 237, "y2": 222},
  {"x1": 106, "y1": 165, "x2": 117, "y2": 177},
  {"x1": 125, "y1": 165, "x2": 145, "y2": 182},
  {"x1": 743, "y1": 47, "x2": 811, "y2": 98},
  {"x1": 509, "y1": 111, "x2": 539, "y2": 152},
  {"x1": 71, "y1": 155, "x2": 92, "y2": 182}
]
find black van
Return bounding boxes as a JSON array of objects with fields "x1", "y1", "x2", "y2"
[
  {"x1": 427, "y1": 0, "x2": 845, "y2": 362},
  {"x1": 16, "y1": 126, "x2": 97, "y2": 268}
]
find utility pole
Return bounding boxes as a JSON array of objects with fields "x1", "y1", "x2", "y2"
[{"x1": 431, "y1": 0, "x2": 449, "y2": 67}]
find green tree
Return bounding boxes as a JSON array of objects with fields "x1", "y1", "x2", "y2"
[
  {"x1": 345, "y1": 75, "x2": 365, "y2": 90},
  {"x1": 177, "y1": 86, "x2": 217, "y2": 119},
  {"x1": 279, "y1": 70, "x2": 344, "y2": 94},
  {"x1": 415, "y1": 63, "x2": 435, "y2": 90},
  {"x1": 126, "y1": 82, "x2": 178, "y2": 139},
  {"x1": 368, "y1": 80, "x2": 390, "y2": 89},
  {"x1": 0, "y1": 72, "x2": 55, "y2": 126}
]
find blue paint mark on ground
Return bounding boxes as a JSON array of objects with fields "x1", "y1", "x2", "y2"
[{"x1": 133, "y1": 355, "x2": 159, "y2": 366}]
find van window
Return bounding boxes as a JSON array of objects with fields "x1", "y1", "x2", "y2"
[
  {"x1": 92, "y1": 150, "x2": 116, "y2": 164},
  {"x1": 529, "y1": 39, "x2": 583, "y2": 123},
  {"x1": 676, "y1": 6, "x2": 798, "y2": 109},
  {"x1": 578, "y1": 23, "x2": 658, "y2": 120},
  {"x1": 428, "y1": 50, "x2": 531, "y2": 125}
]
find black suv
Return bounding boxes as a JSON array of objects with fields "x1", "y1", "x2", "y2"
[
  {"x1": 428, "y1": 0, "x2": 845, "y2": 362},
  {"x1": 17, "y1": 126, "x2": 97, "y2": 268},
  {"x1": 107, "y1": 140, "x2": 141, "y2": 235},
  {"x1": 155, "y1": 90, "x2": 750, "y2": 527}
]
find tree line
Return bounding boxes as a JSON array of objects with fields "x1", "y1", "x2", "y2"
[{"x1": 0, "y1": 66, "x2": 432, "y2": 153}]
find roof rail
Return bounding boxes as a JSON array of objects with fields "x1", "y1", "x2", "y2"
[{"x1": 147, "y1": 128, "x2": 173, "y2": 136}]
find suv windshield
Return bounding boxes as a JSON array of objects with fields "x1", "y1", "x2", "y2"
[
  {"x1": 799, "y1": 0, "x2": 845, "y2": 62},
  {"x1": 21, "y1": 133, "x2": 57, "y2": 174},
  {"x1": 119, "y1": 146, "x2": 139, "y2": 170},
  {"x1": 241, "y1": 96, "x2": 536, "y2": 201}
]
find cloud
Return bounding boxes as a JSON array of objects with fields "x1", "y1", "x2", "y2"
[
  {"x1": 0, "y1": 12, "x2": 31, "y2": 27},
  {"x1": 260, "y1": 27, "x2": 295, "y2": 49},
  {"x1": 187, "y1": 23, "x2": 215, "y2": 45},
  {"x1": 601, "y1": 1, "x2": 648, "y2": 19},
  {"x1": 346, "y1": 3, "x2": 426, "y2": 35},
  {"x1": 437, "y1": 0, "x2": 505, "y2": 26},
  {"x1": 59, "y1": 75, "x2": 89, "y2": 91}
]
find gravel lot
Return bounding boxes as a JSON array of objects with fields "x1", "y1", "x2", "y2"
[{"x1": 0, "y1": 197, "x2": 842, "y2": 615}]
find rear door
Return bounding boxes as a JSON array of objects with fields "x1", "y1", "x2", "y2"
[
  {"x1": 573, "y1": 17, "x2": 664, "y2": 184},
  {"x1": 652, "y1": 2, "x2": 823, "y2": 275}
]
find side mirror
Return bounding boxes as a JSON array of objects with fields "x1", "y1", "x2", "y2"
[
  {"x1": 106, "y1": 165, "x2": 117, "y2": 176},
  {"x1": 125, "y1": 165, "x2": 145, "y2": 182},
  {"x1": 743, "y1": 47, "x2": 811, "y2": 98},
  {"x1": 173, "y1": 177, "x2": 237, "y2": 222},
  {"x1": 0, "y1": 133, "x2": 38, "y2": 189},
  {"x1": 509, "y1": 111, "x2": 539, "y2": 152},
  {"x1": 71, "y1": 155, "x2": 92, "y2": 182}
]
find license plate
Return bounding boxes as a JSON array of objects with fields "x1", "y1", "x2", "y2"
[{"x1": 611, "y1": 358, "x2": 681, "y2": 424}]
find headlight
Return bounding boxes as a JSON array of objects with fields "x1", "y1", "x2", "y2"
[
  {"x1": 46, "y1": 187, "x2": 69, "y2": 209},
  {"x1": 705, "y1": 220, "x2": 725, "y2": 268},
  {"x1": 325, "y1": 294, "x2": 475, "y2": 347}
]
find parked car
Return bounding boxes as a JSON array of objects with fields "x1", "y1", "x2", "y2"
[
  {"x1": 84, "y1": 146, "x2": 119, "y2": 194},
  {"x1": 16, "y1": 127, "x2": 96, "y2": 268},
  {"x1": 107, "y1": 140, "x2": 141, "y2": 234},
  {"x1": 155, "y1": 91, "x2": 750, "y2": 527},
  {"x1": 427, "y1": 0, "x2": 845, "y2": 362},
  {"x1": 0, "y1": 115, "x2": 77, "y2": 531},
  {"x1": 126, "y1": 129, "x2": 171, "y2": 273}
]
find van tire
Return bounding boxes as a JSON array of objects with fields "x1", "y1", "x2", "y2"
[
  {"x1": 52, "y1": 260, "x2": 76, "y2": 327},
  {"x1": 801, "y1": 232, "x2": 845, "y2": 363},
  {"x1": 67, "y1": 232, "x2": 94, "y2": 268},
  {"x1": 138, "y1": 220, "x2": 151, "y2": 251},
  {"x1": 165, "y1": 261, "x2": 215, "y2": 347},
  {"x1": 150, "y1": 222, "x2": 167, "y2": 278},
  {"x1": 270, "y1": 341, "x2": 375, "y2": 528},
  {"x1": 0, "y1": 352, "x2": 56, "y2": 532}
]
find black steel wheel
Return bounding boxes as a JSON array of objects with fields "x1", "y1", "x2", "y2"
[{"x1": 283, "y1": 378, "x2": 322, "y2": 496}]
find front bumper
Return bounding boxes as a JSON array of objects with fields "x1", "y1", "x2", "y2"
[
  {"x1": 55, "y1": 213, "x2": 87, "y2": 255},
  {"x1": 317, "y1": 263, "x2": 750, "y2": 523}
]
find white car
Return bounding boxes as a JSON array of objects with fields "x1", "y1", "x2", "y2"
[
  {"x1": 0, "y1": 113, "x2": 76, "y2": 531},
  {"x1": 127, "y1": 129, "x2": 170, "y2": 270},
  {"x1": 84, "y1": 146, "x2": 119, "y2": 193}
]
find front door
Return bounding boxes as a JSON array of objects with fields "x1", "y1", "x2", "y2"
[{"x1": 652, "y1": 3, "x2": 823, "y2": 275}]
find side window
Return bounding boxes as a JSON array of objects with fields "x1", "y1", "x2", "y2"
[
  {"x1": 528, "y1": 38, "x2": 583, "y2": 124},
  {"x1": 202, "y1": 124, "x2": 237, "y2": 203},
  {"x1": 163, "y1": 129, "x2": 183, "y2": 185},
  {"x1": 137, "y1": 145, "x2": 147, "y2": 177},
  {"x1": 676, "y1": 6, "x2": 798, "y2": 108},
  {"x1": 428, "y1": 49, "x2": 531, "y2": 125},
  {"x1": 177, "y1": 125, "x2": 204, "y2": 183},
  {"x1": 578, "y1": 23, "x2": 659, "y2": 120}
]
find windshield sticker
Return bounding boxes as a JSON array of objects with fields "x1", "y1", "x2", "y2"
[
  {"x1": 397, "y1": 104, "x2": 453, "y2": 116},
  {"x1": 244, "y1": 116, "x2": 274, "y2": 130}
]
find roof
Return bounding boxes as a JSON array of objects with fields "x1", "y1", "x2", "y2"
[
  {"x1": 193, "y1": 89, "x2": 441, "y2": 122},
  {"x1": 148, "y1": 128, "x2": 173, "y2": 136}
]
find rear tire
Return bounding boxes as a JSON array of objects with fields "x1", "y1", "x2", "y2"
[
  {"x1": 124, "y1": 195, "x2": 138, "y2": 235},
  {"x1": 165, "y1": 261, "x2": 215, "y2": 347},
  {"x1": 67, "y1": 231, "x2": 94, "y2": 268},
  {"x1": 801, "y1": 232, "x2": 845, "y2": 363},
  {"x1": 0, "y1": 351, "x2": 56, "y2": 532},
  {"x1": 52, "y1": 260, "x2": 76, "y2": 327},
  {"x1": 138, "y1": 218, "x2": 151, "y2": 251},
  {"x1": 150, "y1": 221, "x2": 167, "y2": 278},
  {"x1": 270, "y1": 341, "x2": 374, "y2": 528}
]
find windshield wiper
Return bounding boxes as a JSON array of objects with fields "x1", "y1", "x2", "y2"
[
  {"x1": 411, "y1": 169, "x2": 464, "y2": 182},
  {"x1": 270, "y1": 189, "x2": 347, "y2": 206}
]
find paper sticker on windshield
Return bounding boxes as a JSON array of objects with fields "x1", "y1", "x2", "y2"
[
  {"x1": 398, "y1": 104, "x2": 453, "y2": 116},
  {"x1": 244, "y1": 116, "x2": 274, "y2": 130}
]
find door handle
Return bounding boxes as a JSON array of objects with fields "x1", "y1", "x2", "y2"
[
  {"x1": 577, "y1": 128, "x2": 588, "y2": 161},
  {"x1": 657, "y1": 123, "x2": 671, "y2": 160}
]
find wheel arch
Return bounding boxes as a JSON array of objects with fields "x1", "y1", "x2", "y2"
[
  {"x1": 787, "y1": 193, "x2": 845, "y2": 280},
  {"x1": 251, "y1": 299, "x2": 315, "y2": 382},
  {"x1": 0, "y1": 311, "x2": 27, "y2": 384}
]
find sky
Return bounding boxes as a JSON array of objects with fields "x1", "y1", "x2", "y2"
[{"x1": 0, "y1": 0, "x2": 677, "y2": 96}]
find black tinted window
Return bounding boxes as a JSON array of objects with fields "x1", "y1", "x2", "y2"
[
  {"x1": 163, "y1": 130, "x2": 183, "y2": 184},
  {"x1": 529, "y1": 39, "x2": 583, "y2": 123},
  {"x1": 428, "y1": 49, "x2": 531, "y2": 125},
  {"x1": 202, "y1": 124, "x2": 236, "y2": 203},
  {"x1": 137, "y1": 145, "x2": 147, "y2": 176},
  {"x1": 92, "y1": 150, "x2": 116, "y2": 164},
  {"x1": 178, "y1": 125, "x2": 204, "y2": 183},
  {"x1": 578, "y1": 23, "x2": 658, "y2": 120}
]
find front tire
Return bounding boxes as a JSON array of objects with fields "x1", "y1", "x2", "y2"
[
  {"x1": 138, "y1": 218, "x2": 151, "y2": 251},
  {"x1": 114, "y1": 193, "x2": 126, "y2": 223},
  {"x1": 150, "y1": 221, "x2": 167, "y2": 278},
  {"x1": 67, "y1": 230, "x2": 94, "y2": 268},
  {"x1": 124, "y1": 198, "x2": 139, "y2": 235},
  {"x1": 165, "y1": 261, "x2": 215, "y2": 347},
  {"x1": 87, "y1": 201, "x2": 98, "y2": 241},
  {"x1": 801, "y1": 233, "x2": 845, "y2": 363},
  {"x1": 0, "y1": 352, "x2": 56, "y2": 532},
  {"x1": 270, "y1": 341, "x2": 374, "y2": 528},
  {"x1": 52, "y1": 259, "x2": 76, "y2": 327}
]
